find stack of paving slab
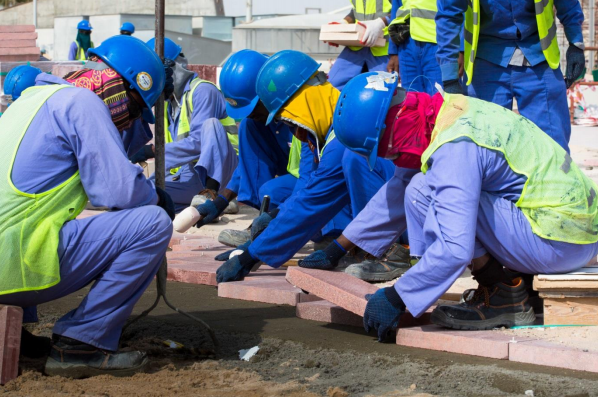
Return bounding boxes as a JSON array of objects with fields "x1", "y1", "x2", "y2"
[
  {"x1": 319, "y1": 23, "x2": 386, "y2": 48},
  {"x1": 0, "y1": 25, "x2": 38, "y2": 63}
]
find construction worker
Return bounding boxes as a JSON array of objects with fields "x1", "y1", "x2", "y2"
[
  {"x1": 436, "y1": 0, "x2": 585, "y2": 152},
  {"x1": 0, "y1": 35, "x2": 174, "y2": 377},
  {"x1": 120, "y1": 22, "x2": 135, "y2": 36},
  {"x1": 215, "y1": 50, "x2": 395, "y2": 283},
  {"x1": 327, "y1": 0, "x2": 392, "y2": 90},
  {"x1": 331, "y1": 72, "x2": 598, "y2": 342},
  {"x1": 138, "y1": 38, "x2": 239, "y2": 212},
  {"x1": 3, "y1": 65, "x2": 42, "y2": 102},
  {"x1": 386, "y1": 0, "x2": 442, "y2": 95},
  {"x1": 68, "y1": 20, "x2": 94, "y2": 61}
]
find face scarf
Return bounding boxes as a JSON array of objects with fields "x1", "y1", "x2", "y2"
[
  {"x1": 76, "y1": 30, "x2": 92, "y2": 54},
  {"x1": 64, "y1": 56, "x2": 133, "y2": 132},
  {"x1": 377, "y1": 92, "x2": 444, "y2": 169}
]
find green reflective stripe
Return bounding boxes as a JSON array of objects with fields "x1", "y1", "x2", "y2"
[
  {"x1": 540, "y1": 21, "x2": 557, "y2": 50},
  {"x1": 411, "y1": 8, "x2": 436, "y2": 19},
  {"x1": 534, "y1": 0, "x2": 550, "y2": 14}
]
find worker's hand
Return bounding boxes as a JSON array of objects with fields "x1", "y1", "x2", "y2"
[
  {"x1": 458, "y1": 52, "x2": 464, "y2": 78},
  {"x1": 163, "y1": 59, "x2": 175, "y2": 99},
  {"x1": 359, "y1": 19, "x2": 386, "y2": 47},
  {"x1": 216, "y1": 250, "x2": 258, "y2": 283},
  {"x1": 298, "y1": 240, "x2": 347, "y2": 270},
  {"x1": 195, "y1": 195, "x2": 229, "y2": 228},
  {"x1": 215, "y1": 240, "x2": 251, "y2": 261},
  {"x1": 387, "y1": 55, "x2": 399, "y2": 74},
  {"x1": 442, "y1": 79, "x2": 463, "y2": 95},
  {"x1": 155, "y1": 186, "x2": 175, "y2": 220},
  {"x1": 250, "y1": 208, "x2": 279, "y2": 241},
  {"x1": 364, "y1": 287, "x2": 405, "y2": 342},
  {"x1": 388, "y1": 23, "x2": 410, "y2": 46},
  {"x1": 565, "y1": 44, "x2": 585, "y2": 89},
  {"x1": 129, "y1": 144, "x2": 155, "y2": 164}
]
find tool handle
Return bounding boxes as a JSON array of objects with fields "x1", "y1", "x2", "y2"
[{"x1": 259, "y1": 195, "x2": 270, "y2": 215}]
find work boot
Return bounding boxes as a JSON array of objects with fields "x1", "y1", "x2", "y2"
[
  {"x1": 432, "y1": 277, "x2": 536, "y2": 330},
  {"x1": 20, "y1": 327, "x2": 51, "y2": 359},
  {"x1": 218, "y1": 228, "x2": 251, "y2": 247},
  {"x1": 344, "y1": 243, "x2": 411, "y2": 282},
  {"x1": 45, "y1": 335, "x2": 148, "y2": 379},
  {"x1": 223, "y1": 198, "x2": 240, "y2": 214}
]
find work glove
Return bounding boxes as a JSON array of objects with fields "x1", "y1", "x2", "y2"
[
  {"x1": 388, "y1": 22, "x2": 410, "y2": 46},
  {"x1": 442, "y1": 79, "x2": 463, "y2": 95},
  {"x1": 364, "y1": 287, "x2": 405, "y2": 342},
  {"x1": 298, "y1": 240, "x2": 347, "y2": 270},
  {"x1": 565, "y1": 44, "x2": 585, "y2": 89},
  {"x1": 216, "y1": 250, "x2": 258, "y2": 283},
  {"x1": 129, "y1": 144, "x2": 155, "y2": 164},
  {"x1": 360, "y1": 18, "x2": 386, "y2": 47},
  {"x1": 250, "y1": 208, "x2": 280, "y2": 241},
  {"x1": 163, "y1": 59, "x2": 175, "y2": 99},
  {"x1": 215, "y1": 240, "x2": 251, "y2": 261},
  {"x1": 195, "y1": 195, "x2": 229, "y2": 228},
  {"x1": 155, "y1": 186, "x2": 175, "y2": 220}
]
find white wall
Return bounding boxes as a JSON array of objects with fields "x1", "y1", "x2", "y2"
[
  {"x1": 36, "y1": 28, "x2": 54, "y2": 59},
  {"x1": 223, "y1": 0, "x2": 349, "y2": 16},
  {"x1": 54, "y1": 16, "x2": 85, "y2": 61}
]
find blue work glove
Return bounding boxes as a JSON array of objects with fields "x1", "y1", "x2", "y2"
[
  {"x1": 251, "y1": 208, "x2": 279, "y2": 240},
  {"x1": 163, "y1": 59, "x2": 175, "y2": 99},
  {"x1": 216, "y1": 250, "x2": 258, "y2": 283},
  {"x1": 565, "y1": 45, "x2": 585, "y2": 89},
  {"x1": 155, "y1": 186, "x2": 175, "y2": 220},
  {"x1": 195, "y1": 195, "x2": 229, "y2": 228},
  {"x1": 364, "y1": 287, "x2": 405, "y2": 342},
  {"x1": 298, "y1": 240, "x2": 347, "y2": 270},
  {"x1": 215, "y1": 240, "x2": 251, "y2": 261},
  {"x1": 129, "y1": 144, "x2": 154, "y2": 164},
  {"x1": 442, "y1": 79, "x2": 462, "y2": 95}
]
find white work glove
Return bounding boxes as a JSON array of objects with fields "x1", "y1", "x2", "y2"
[{"x1": 360, "y1": 18, "x2": 386, "y2": 47}]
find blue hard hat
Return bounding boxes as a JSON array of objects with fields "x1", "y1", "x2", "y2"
[
  {"x1": 220, "y1": 50, "x2": 269, "y2": 120},
  {"x1": 120, "y1": 22, "x2": 135, "y2": 34},
  {"x1": 77, "y1": 20, "x2": 92, "y2": 31},
  {"x1": 146, "y1": 37, "x2": 182, "y2": 62},
  {"x1": 89, "y1": 35, "x2": 165, "y2": 124},
  {"x1": 333, "y1": 72, "x2": 400, "y2": 170},
  {"x1": 255, "y1": 50, "x2": 321, "y2": 125},
  {"x1": 4, "y1": 64, "x2": 42, "y2": 100}
]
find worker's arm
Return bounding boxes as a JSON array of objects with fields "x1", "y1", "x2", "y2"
[
  {"x1": 395, "y1": 141, "x2": 483, "y2": 317},
  {"x1": 554, "y1": 0, "x2": 584, "y2": 45},
  {"x1": 164, "y1": 83, "x2": 227, "y2": 170},
  {"x1": 291, "y1": 141, "x2": 317, "y2": 194},
  {"x1": 388, "y1": 0, "x2": 402, "y2": 56},
  {"x1": 68, "y1": 42, "x2": 77, "y2": 61},
  {"x1": 121, "y1": 118, "x2": 153, "y2": 158},
  {"x1": 345, "y1": 8, "x2": 355, "y2": 24},
  {"x1": 67, "y1": 88, "x2": 158, "y2": 209},
  {"x1": 435, "y1": 0, "x2": 468, "y2": 82},
  {"x1": 248, "y1": 139, "x2": 351, "y2": 268}
]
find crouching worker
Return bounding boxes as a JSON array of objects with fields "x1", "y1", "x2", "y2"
[
  {"x1": 335, "y1": 74, "x2": 598, "y2": 341},
  {"x1": 0, "y1": 36, "x2": 175, "y2": 377}
]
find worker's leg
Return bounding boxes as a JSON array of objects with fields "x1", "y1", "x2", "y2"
[
  {"x1": 164, "y1": 165, "x2": 203, "y2": 212},
  {"x1": 259, "y1": 174, "x2": 298, "y2": 210},
  {"x1": 404, "y1": 172, "x2": 432, "y2": 257},
  {"x1": 363, "y1": 51, "x2": 390, "y2": 73},
  {"x1": 467, "y1": 58, "x2": 513, "y2": 109},
  {"x1": 398, "y1": 38, "x2": 425, "y2": 93},
  {"x1": 328, "y1": 47, "x2": 369, "y2": 90},
  {"x1": 0, "y1": 207, "x2": 172, "y2": 351},
  {"x1": 511, "y1": 62, "x2": 571, "y2": 152},
  {"x1": 227, "y1": 119, "x2": 292, "y2": 209},
  {"x1": 419, "y1": 42, "x2": 443, "y2": 96}
]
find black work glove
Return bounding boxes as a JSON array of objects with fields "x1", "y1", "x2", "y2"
[
  {"x1": 388, "y1": 22, "x2": 410, "y2": 46},
  {"x1": 195, "y1": 195, "x2": 229, "y2": 228},
  {"x1": 129, "y1": 144, "x2": 155, "y2": 164},
  {"x1": 156, "y1": 186, "x2": 175, "y2": 220},
  {"x1": 298, "y1": 240, "x2": 347, "y2": 270},
  {"x1": 250, "y1": 208, "x2": 280, "y2": 241},
  {"x1": 216, "y1": 250, "x2": 258, "y2": 283},
  {"x1": 443, "y1": 79, "x2": 463, "y2": 95},
  {"x1": 565, "y1": 44, "x2": 585, "y2": 89},
  {"x1": 364, "y1": 287, "x2": 406, "y2": 342},
  {"x1": 163, "y1": 59, "x2": 175, "y2": 99}
]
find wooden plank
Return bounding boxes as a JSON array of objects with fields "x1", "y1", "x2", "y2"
[
  {"x1": 534, "y1": 275, "x2": 598, "y2": 291},
  {"x1": 543, "y1": 297, "x2": 598, "y2": 325}
]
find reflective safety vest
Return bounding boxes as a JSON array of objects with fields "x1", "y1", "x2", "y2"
[
  {"x1": 0, "y1": 84, "x2": 87, "y2": 295},
  {"x1": 463, "y1": 0, "x2": 559, "y2": 85},
  {"x1": 390, "y1": 0, "x2": 437, "y2": 44},
  {"x1": 165, "y1": 78, "x2": 239, "y2": 175},
  {"x1": 421, "y1": 94, "x2": 598, "y2": 244},
  {"x1": 287, "y1": 136, "x2": 302, "y2": 178},
  {"x1": 349, "y1": 0, "x2": 392, "y2": 57},
  {"x1": 74, "y1": 41, "x2": 94, "y2": 61}
]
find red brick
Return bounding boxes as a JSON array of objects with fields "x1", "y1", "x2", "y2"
[
  {"x1": 0, "y1": 25, "x2": 35, "y2": 33},
  {"x1": 396, "y1": 325, "x2": 515, "y2": 360},
  {"x1": 0, "y1": 40, "x2": 36, "y2": 48},
  {"x1": 509, "y1": 340, "x2": 598, "y2": 373},
  {"x1": 0, "y1": 305, "x2": 22, "y2": 385},
  {"x1": 297, "y1": 300, "x2": 363, "y2": 327},
  {"x1": 0, "y1": 32, "x2": 37, "y2": 40},
  {"x1": 285, "y1": 267, "x2": 377, "y2": 316},
  {"x1": 167, "y1": 259, "x2": 219, "y2": 286},
  {"x1": 186, "y1": 64, "x2": 217, "y2": 84}
]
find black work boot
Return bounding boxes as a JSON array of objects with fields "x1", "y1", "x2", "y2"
[
  {"x1": 20, "y1": 327, "x2": 51, "y2": 359},
  {"x1": 345, "y1": 244, "x2": 411, "y2": 282},
  {"x1": 45, "y1": 335, "x2": 148, "y2": 379}
]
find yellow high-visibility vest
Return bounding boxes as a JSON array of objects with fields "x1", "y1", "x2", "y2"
[
  {"x1": 74, "y1": 41, "x2": 94, "y2": 61},
  {"x1": 389, "y1": 0, "x2": 437, "y2": 44},
  {"x1": 348, "y1": 0, "x2": 392, "y2": 57}
]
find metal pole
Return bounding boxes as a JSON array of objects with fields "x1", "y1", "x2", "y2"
[
  {"x1": 246, "y1": 0, "x2": 252, "y2": 23},
  {"x1": 589, "y1": 0, "x2": 596, "y2": 73},
  {"x1": 32, "y1": 0, "x2": 37, "y2": 28}
]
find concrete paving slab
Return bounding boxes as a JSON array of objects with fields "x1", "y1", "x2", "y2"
[{"x1": 0, "y1": 305, "x2": 22, "y2": 385}]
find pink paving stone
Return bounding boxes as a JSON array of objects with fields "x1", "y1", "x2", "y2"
[
  {"x1": 0, "y1": 47, "x2": 39, "y2": 56},
  {"x1": 286, "y1": 267, "x2": 378, "y2": 316},
  {"x1": 0, "y1": 305, "x2": 22, "y2": 385},
  {"x1": 0, "y1": 25, "x2": 35, "y2": 33},
  {"x1": 0, "y1": 40, "x2": 36, "y2": 48},
  {"x1": 0, "y1": 55, "x2": 39, "y2": 62},
  {"x1": 167, "y1": 260, "x2": 219, "y2": 286},
  {"x1": 509, "y1": 340, "x2": 598, "y2": 373},
  {"x1": 396, "y1": 325, "x2": 514, "y2": 360},
  {"x1": 0, "y1": 32, "x2": 37, "y2": 40}
]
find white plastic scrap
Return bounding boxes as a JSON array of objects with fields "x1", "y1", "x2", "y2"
[
  {"x1": 525, "y1": 390, "x2": 534, "y2": 397},
  {"x1": 364, "y1": 73, "x2": 397, "y2": 92},
  {"x1": 239, "y1": 346, "x2": 260, "y2": 361}
]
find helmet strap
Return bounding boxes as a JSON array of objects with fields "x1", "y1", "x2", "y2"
[{"x1": 305, "y1": 71, "x2": 327, "y2": 87}]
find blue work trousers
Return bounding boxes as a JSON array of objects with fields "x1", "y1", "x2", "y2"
[
  {"x1": 398, "y1": 39, "x2": 442, "y2": 96},
  {"x1": 0, "y1": 207, "x2": 172, "y2": 351},
  {"x1": 467, "y1": 59, "x2": 571, "y2": 152},
  {"x1": 328, "y1": 47, "x2": 390, "y2": 90}
]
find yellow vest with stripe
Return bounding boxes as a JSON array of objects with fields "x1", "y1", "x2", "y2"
[
  {"x1": 349, "y1": 0, "x2": 391, "y2": 57},
  {"x1": 0, "y1": 85, "x2": 87, "y2": 295},
  {"x1": 389, "y1": 0, "x2": 437, "y2": 44},
  {"x1": 75, "y1": 41, "x2": 94, "y2": 61},
  {"x1": 463, "y1": 0, "x2": 560, "y2": 85},
  {"x1": 287, "y1": 136, "x2": 302, "y2": 178},
  {"x1": 165, "y1": 78, "x2": 239, "y2": 175},
  {"x1": 421, "y1": 94, "x2": 598, "y2": 244}
]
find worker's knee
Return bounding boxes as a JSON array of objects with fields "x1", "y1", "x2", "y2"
[
  {"x1": 130, "y1": 206, "x2": 173, "y2": 252},
  {"x1": 405, "y1": 173, "x2": 428, "y2": 216},
  {"x1": 341, "y1": 150, "x2": 369, "y2": 175}
]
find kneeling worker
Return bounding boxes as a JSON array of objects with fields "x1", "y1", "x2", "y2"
[
  {"x1": 0, "y1": 36, "x2": 175, "y2": 377},
  {"x1": 333, "y1": 73, "x2": 598, "y2": 341}
]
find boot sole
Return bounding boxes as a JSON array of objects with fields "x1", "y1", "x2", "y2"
[
  {"x1": 218, "y1": 233, "x2": 250, "y2": 248},
  {"x1": 344, "y1": 267, "x2": 409, "y2": 282},
  {"x1": 431, "y1": 307, "x2": 536, "y2": 331},
  {"x1": 44, "y1": 356, "x2": 149, "y2": 379}
]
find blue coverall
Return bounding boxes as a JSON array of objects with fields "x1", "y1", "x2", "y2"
[
  {"x1": 0, "y1": 74, "x2": 172, "y2": 351},
  {"x1": 436, "y1": 0, "x2": 584, "y2": 152},
  {"x1": 399, "y1": 140, "x2": 598, "y2": 317}
]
